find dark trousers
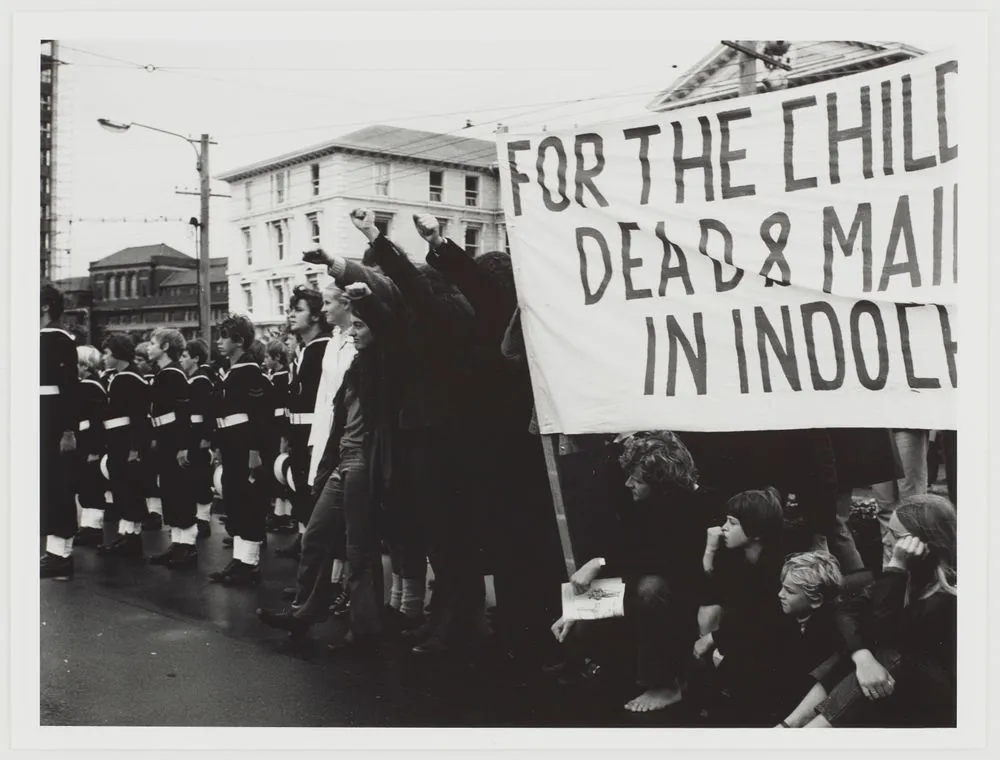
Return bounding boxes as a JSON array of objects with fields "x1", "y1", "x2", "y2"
[
  {"x1": 287, "y1": 428, "x2": 313, "y2": 525},
  {"x1": 293, "y1": 448, "x2": 382, "y2": 635},
  {"x1": 483, "y1": 432, "x2": 566, "y2": 651},
  {"x1": 154, "y1": 446, "x2": 195, "y2": 530},
  {"x1": 567, "y1": 575, "x2": 697, "y2": 688},
  {"x1": 107, "y1": 445, "x2": 148, "y2": 525},
  {"x1": 73, "y1": 453, "x2": 107, "y2": 511},
  {"x1": 220, "y1": 443, "x2": 268, "y2": 542},
  {"x1": 40, "y1": 413, "x2": 76, "y2": 539},
  {"x1": 188, "y1": 447, "x2": 214, "y2": 505},
  {"x1": 386, "y1": 428, "x2": 441, "y2": 579},
  {"x1": 425, "y1": 431, "x2": 486, "y2": 643}
]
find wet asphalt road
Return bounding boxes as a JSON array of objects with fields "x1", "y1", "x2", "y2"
[{"x1": 40, "y1": 515, "x2": 682, "y2": 728}]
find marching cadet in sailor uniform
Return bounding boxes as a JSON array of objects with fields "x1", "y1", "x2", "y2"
[
  {"x1": 280, "y1": 285, "x2": 332, "y2": 560},
  {"x1": 180, "y1": 338, "x2": 217, "y2": 538},
  {"x1": 73, "y1": 345, "x2": 110, "y2": 549},
  {"x1": 146, "y1": 328, "x2": 198, "y2": 567},
  {"x1": 97, "y1": 334, "x2": 151, "y2": 558},
  {"x1": 209, "y1": 314, "x2": 274, "y2": 586},
  {"x1": 133, "y1": 341, "x2": 164, "y2": 531},
  {"x1": 40, "y1": 284, "x2": 80, "y2": 580},
  {"x1": 263, "y1": 339, "x2": 294, "y2": 534}
]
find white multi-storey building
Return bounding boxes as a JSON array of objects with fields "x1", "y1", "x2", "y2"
[{"x1": 216, "y1": 125, "x2": 507, "y2": 335}]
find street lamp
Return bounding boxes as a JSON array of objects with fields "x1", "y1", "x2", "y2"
[{"x1": 98, "y1": 118, "x2": 214, "y2": 343}]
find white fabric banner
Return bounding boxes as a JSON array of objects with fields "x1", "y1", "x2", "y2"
[{"x1": 497, "y1": 50, "x2": 959, "y2": 434}]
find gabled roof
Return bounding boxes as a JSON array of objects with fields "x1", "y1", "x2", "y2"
[
  {"x1": 159, "y1": 259, "x2": 229, "y2": 288},
  {"x1": 647, "y1": 41, "x2": 926, "y2": 112},
  {"x1": 217, "y1": 124, "x2": 498, "y2": 182},
  {"x1": 90, "y1": 243, "x2": 191, "y2": 269}
]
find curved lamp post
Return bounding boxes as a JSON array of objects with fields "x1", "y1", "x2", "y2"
[{"x1": 98, "y1": 118, "x2": 214, "y2": 343}]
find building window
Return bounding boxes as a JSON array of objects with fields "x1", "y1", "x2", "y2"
[
  {"x1": 41, "y1": 68, "x2": 52, "y2": 84},
  {"x1": 242, "y1": 227, "x2": 253, "y2": 266},
  {"x1": 374, "y1": 162, "x2": 390, "y2": 196},
  {"x1": 429, "y1": 170, "x2": 444, "y2": 203},
  {"x1": 272, "y1": 170, "x2": 289, "y2": 205},
  {"x1": 436, "y1": 218, "x2": 450, "y2": 238},
  {"x1": 242, "y1": 283, "x2": 253, "y2": 313},
  {"x1": 128, "y1": 272, "x2": 137, "y2": 297},
  {"x1": 373, "y1": 213, "x2": 392, "y2": 238},
  {"x1": 245, "y1": 180, "x2": 253, "y2": 212},
  {"x1": 306, "y1": 211, "x2": 321, "y2": 247},
  {"x1": 465, "y1": 175, "x2": 480, "y2": 207},
  {"x1": 464, "y1": 224, "x2": 481, "y2": 257},
  {"x1": 44, "y1": 149, "x2": 51, "y2": 167},
  {"x1": 311, "y1": 163, "x2": 320, "y2": 196},
  {"x1": 269, "y1": 219, "x2": 289, "y2": 260},
  {"x1": 274, "y1": 282, "x2": 286, "y2": 316}
]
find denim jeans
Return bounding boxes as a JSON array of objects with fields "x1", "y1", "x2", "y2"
[
  {"x1": 871, "y1": 430, "x2": 928, "y2": 567},
  {"x1": 293, "y1": 447, "x2": 382, "y2": 635}
]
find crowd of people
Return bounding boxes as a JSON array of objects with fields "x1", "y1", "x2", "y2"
[{"x1": 39, "y1": 208, "x2": 957, "y2": 726}]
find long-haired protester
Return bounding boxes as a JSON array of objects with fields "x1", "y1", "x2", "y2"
[
  {"x1": 550, "y1": 431, "x2": 722, "y2": 713},
  {"x1": 40, "y1": 284, "x2": 80, "y2": 579},
  {"x1": 784, "y1": 494, "x2": 957, "y2": 728},
  {"x1": 257, "y1": 277, "x2": 397, "y2": 652},
  {"x1": 419, "y1": 213, "x2": 567, "y2": 663},
  {"x1": 208, "y1": 314, "x2": 275, "y2": 586},
  {"x1": 145, "y1": 328, "x2": 197, "y2": 568},
  {"x1": 96, "y1": 333, "x2": 150, "y2": 560},
  {"x1": 179, "y1": 338, "x2": 217, "y2": 538},
  {"x1": 353, "y1": 208, "x2": 485, "y2": 653}
]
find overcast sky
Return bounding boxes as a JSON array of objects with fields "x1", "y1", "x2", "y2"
[
  {"x1": 49, "y1": 37, "x2": 949, "y2": 277},
  {"x1": 51, "y1": 39, "x2": 714, "y2": 276}
]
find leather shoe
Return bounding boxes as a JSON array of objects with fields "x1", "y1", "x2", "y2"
[
  {"x1": 167, "y1": 543, "x2": 198, "y2": 567},
  {"x1": 40, "y1": 552, "x2": 74, "y2": 580},
  {"x1": 148, "y1": 544, "x2": 179, "y2": 565},
  {"x1": 208, "y1": 559, "x2": 261, "y2": 587},
  {"x1": 328, "y1": 584, "x2": 351, "y2": 617},
  {"x1": 74, "y1": 526, "x2": 104, "y2": 548},
  {"x1": 222, "y1": 536, "x2": 234, "y2": 548},
  {"x1": 98, "y1": 533, "x2": 143, "y2": 558},
  {"x1": 401, "y1": 618, "x2": 437, "y2": 641},
  {"x1": 197, "y1": 519, "x2": 212, "y2": 539},
  {"x1": 257, "y1": 607, "x2": 310, "y2": 635}
]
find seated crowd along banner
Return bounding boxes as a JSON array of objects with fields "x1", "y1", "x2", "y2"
[{"x1": 497, "y1": 49, "x2": 959, "y2": 434}]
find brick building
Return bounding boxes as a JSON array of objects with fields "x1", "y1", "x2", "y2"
[{"x1": 88, "y1": 243, "x2": 228, "y2": 343}]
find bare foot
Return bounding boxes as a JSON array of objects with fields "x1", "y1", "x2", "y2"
[{"x1": 624, "y1": 686, "x2": 683, "y2": 712}]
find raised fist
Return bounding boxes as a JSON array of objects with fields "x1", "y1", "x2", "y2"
[
  {"x1": 345, "y1": 282, "x2": 372, "y2": 300},
  {"x1": 890, "y1": 534, "x2": 928, "y2": 570},
  {"x1": 413, "y1": 213, "x2": 444, "y2": 247},
  {"x1": 350, "y1": 208, "x2": 378, "y2": 237},
  {"x1": 301, "y1": 248, "x2": 333, "y2": 266}
]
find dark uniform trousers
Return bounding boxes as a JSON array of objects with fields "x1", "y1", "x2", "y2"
[
  {"x1": 220, "y1": 430, "x2": 268, "y2": 543},
  {"x1": 287, "y1": 426, "x2": 313, "y2": 525},
  {"x1": 155, "y1": 446, "x2": 195, "y2": 530},
  {"x1": 40, "y1": 399, "x2": 76, "y2": 538}
]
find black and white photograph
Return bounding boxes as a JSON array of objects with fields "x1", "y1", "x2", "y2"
[{"x1": 7, "y1": 3, "x2": 994, "y2": 752}]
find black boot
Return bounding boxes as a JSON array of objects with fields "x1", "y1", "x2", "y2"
[
  {"x1": 148, "y1": 544, "x2": 179, "y2": 565},
  {"x1": 197, "y1": 519, "x2": 212, "y2": 539},
  {"x1": 209, "y1": 559, "x2": 260, "y2": 587},
  {"x1": 166, "y1": 543, "x2": 198, "y2": 567},
  {"x1": 328, "y1": 584, "x2": 351, "y2": 617},
  {"x1": 257, "y1": 606, "x2": 310, "y2": 635},
  {"x1": 40, "y1": 552, "x2": 74, "y2": 580},
  {"x1": 97, "y1": 533, "x2": 143, "y2": 558}
]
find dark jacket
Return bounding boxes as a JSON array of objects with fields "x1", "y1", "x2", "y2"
[
  {"x1": 827, "y1": 428, "x2": 902, "y2": 489},
  {"x1": 312, "y1": 288, "x2": 399, "y2": 504},
  {"x1": 601, "y1": 484, "x2": 723, "y2": 604}
]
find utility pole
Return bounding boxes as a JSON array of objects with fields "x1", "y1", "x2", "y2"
[
  {"x1": 198, "y1": 134, "x2": 211, "y2": 345},
  {"x1": 738, "y1": 40, "x2": 758, "y2": 96}
]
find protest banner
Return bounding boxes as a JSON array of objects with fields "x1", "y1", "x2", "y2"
[{"x1": 497, "y1": 50, "x2": 959, "y2": 434}]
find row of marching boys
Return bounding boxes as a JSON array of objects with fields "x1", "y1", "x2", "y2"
[{"x1": 40, "y1": 207, "x2": 568, "y2": 657}]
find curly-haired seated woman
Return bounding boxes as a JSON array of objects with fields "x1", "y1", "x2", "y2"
[
  {"x1": 781, "y1": 493, "x2": 957, "y2": 728},
  {"x1": 549, "y1": 431, "x2": 722, "y2": 713}
]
